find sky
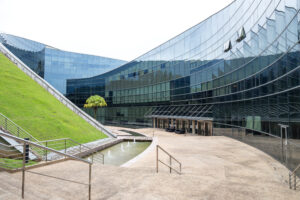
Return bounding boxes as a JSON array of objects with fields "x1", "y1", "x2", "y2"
[{"x1": 0, "y1": 0, "x2": 233, "y2": 61}]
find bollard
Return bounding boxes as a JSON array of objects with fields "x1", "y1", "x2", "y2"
[{"x1": 24, "y1": 138, "x2": 29, "y2": 164}]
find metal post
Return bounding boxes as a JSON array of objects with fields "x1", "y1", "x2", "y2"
[
  {"x1": 156, "y1": 145, "x2": 158, "y2": 173},
  {"x1": 169, "y1": 156, "x2": 172, "y2": 173},
  {"x1": 285, "y1": 127, "x2": 288, "y2": 167},
  {"x1": 17, "y1": 127, "x2": 20, "y2": 137},
  {"x1": 4, "y1": 118, "x2": 7, "y2": 130},
  {"x1": 21, "y1": 142, "x2": 26, "y2": 199},
  {"x1": 289, "y1": 173, "x2": 291, "y2": 189},
  {"x1": 180, "y1": 163, "x2": 182, "y2": 174},
  {"x1": 24, "y1": 138, "x2": 29, "y2": 164},
  {"x1": 294, "y1": 174, "x2": 296, "y2": 190},
  {"x1": 64, "y1": 139, "x2": 67, "y2": 158},
  {"x1": 88, "y1": 164, "x2": 92, "y2": 200},
  {"x1": 45, "y1": 141, "x2": 48, "y2": 162},
  {"x1": 280, "y1": 127, "x2": 284, "y2": 161},
  {"x1": 285, "y1": 127, "x2": 288, "y2": 146},
  {"x1": 279, "y1": 124, "x2": 289, "y2": 166}
]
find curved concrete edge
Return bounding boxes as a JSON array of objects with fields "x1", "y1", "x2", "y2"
[{"x1": 121, "y1": 137, "x2": 157, "y2": 168}]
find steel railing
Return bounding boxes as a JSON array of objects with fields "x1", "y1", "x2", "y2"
[
  {"x1": 289, "y1": 164, "x2": 300, "y2": 190},
  {"x1": 0, "y1": 43, "x2": 116, "y2": 138},
  {"x1": 0, "y1": 113, "x2": 44, "y2": 158},
  {"x1": 0, "y1": 131, "x2": 93, "y2": 200},
  {"x1": 0, "y1": 142, "x2": 24, "y2": 169},
  {"x1": 39, "y1": 138, "x2": 104, "y2": 164},
  {"x1": 0, "y1": 112, "x2": 105, "y2": 164},
  {"x1": 0, "y1": 113, "x2": 40, "y2": 144},
  {"x1": 156, "y1": 145, "x2": 182, "y2": 175}
]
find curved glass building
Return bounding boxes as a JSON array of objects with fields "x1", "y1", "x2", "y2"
[
  {"x1": 66, "y1": 0, "x2": 300, "y2": 171},
  {"x1": 0, "y1": 33, "x2": 126, "y2": 94}
]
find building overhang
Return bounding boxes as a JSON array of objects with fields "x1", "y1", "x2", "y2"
[
  {"x1": 147, "y1": 115, "x2": 213, "y2": 121},
  {"x1": 145, "y1": 104, "x2": 214, "y2": 122}
]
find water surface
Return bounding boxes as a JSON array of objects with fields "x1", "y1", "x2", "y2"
[{"x1": 87, "y1": 141, "x2": 150, "y2": 166}]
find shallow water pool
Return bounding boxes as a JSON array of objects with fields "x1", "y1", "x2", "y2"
[{"x1": 86, "y1": 141, "x2": 151, "y2": 166}]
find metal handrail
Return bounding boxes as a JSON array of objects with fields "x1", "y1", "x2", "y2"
[
  {"x1": 0, "y1": 131, "x2": 93, "y2": 200},
  {"x1": 40, "y1": 138, "x2": 104, "y2": 164},
  {"x1": 291, "y1": 164, "x2": 300, "y2": 175},
  {"x1": 0, "y1": 142, "x2": 23, "y2": 148},
  {"x1": 0, "y1": 132, "x2": 91, "y2": 164},
  {"x1": 289, "y1": 163, "x2": 300, "y2": 190},
  {"x1": 0, "y1": 113, "x2": 44, "y2": 158},
  {"x1": 0, "y1": 43, "x2": 116, "y2": 138},
  {"x1": 156, "y1": 145, "x2": 182, "y2": 175},
  {"x1": 68, "y1": 138, "x2": 105, "y2": 161},
  {"x1": 0, "y1": 113, "x2": 41, "y2": 145}
]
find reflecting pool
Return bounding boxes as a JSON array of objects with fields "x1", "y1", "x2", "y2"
[{"x1": 86, "y1": 141, "x2": 151, "y2": 166}]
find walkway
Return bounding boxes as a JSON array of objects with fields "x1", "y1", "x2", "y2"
[{"x1": 0, "y1": 127, "x2": 299, "y2": 199}]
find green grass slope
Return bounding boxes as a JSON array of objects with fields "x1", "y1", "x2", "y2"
[{"x1": 0, "y1": 53, "x2": 107, "y2": 143}]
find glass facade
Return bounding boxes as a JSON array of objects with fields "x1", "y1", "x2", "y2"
[
  {"x1": 66, "y1": 0, "x2": 300, "y2": 173},
  {"x1": 0, "y1": 33, "x2": 126, "y2": 94}
]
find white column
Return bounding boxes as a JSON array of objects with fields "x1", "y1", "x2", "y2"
[{"x1": 192, "y1": 120, "x2": 195, "y2": 134}]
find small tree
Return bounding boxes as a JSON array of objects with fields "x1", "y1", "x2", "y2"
[{"x1": 84, "y1": 95, "x2": 107, "y2": 119}]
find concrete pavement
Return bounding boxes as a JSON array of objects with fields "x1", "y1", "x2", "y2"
[{"x1": 0, "y1": 127, "x2": 299, "y2": 199}]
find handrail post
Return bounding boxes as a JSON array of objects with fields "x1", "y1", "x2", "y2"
[
  {"x1": 4, "y1": 118, "x2": 7, "y2": 130},
  {"x1": 17, "y1": 127, "x2": 20, "y2": 137},
  {"x1": 45, "y1": 141, "x2": 48, "y2": 162},
  {"x1": 21, "y1": 142, "x2": 26, "y2": 199},
  {"x1": 289, "y1": 173, "x2": 291, "y2": 189},
  {"x1": 156, "y1": 145, "x2": 182, "y2": 175},
  {"x1": 88, "y1": 164, "x2": 92, "y2": 200},
  {"x1": 0, "y1": 131, "x2": 94, "y2": 199},
  {"x1": 64, "y1": 139, "x2": 67, "y2": 158},
  {"x1": 156, "y1": 145, "x2": 158, "y2": 173},
  {"x1": 169, "y1": 156, "x2": 172, "y2": 173},
  {"x1": 180, "y1": 163, "x2": 182, "y2": 174},
  {"x1": 294, "y1": 174, "x2": 296, "y2": 190}
]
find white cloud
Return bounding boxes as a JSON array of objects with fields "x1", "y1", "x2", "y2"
[{"x1": 0, "y1": 0, "x2": 233, "y2": 61}]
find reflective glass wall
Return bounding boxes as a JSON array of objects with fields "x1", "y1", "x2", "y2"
[
  {"x1": 67, "y1": 0, "x2": 300, "y2": 172},
  {"x1": 2, "y1": 0, "x2": 300, "y2": 172},
  {"x1": 0, "y1": 33, "x2": 126, "y2": 94}
]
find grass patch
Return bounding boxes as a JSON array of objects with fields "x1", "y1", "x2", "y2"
[
  {"x1": 0, "y1": 53, "x2": 107, "y2": 143},
  {"x1": 0, "y1": 158, "x2": 37, "y2": 169}
]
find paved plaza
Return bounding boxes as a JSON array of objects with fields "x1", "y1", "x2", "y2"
[{"x1": 0, "y1": 128, "x2": 299, "y2": 200}]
